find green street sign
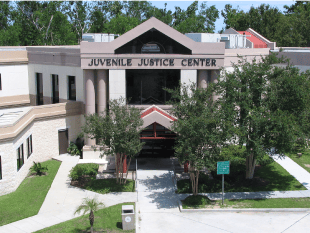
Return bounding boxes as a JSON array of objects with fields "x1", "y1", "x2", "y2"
[{"x1": 217, "y1": 161, "x2": 230, "y2": 175}]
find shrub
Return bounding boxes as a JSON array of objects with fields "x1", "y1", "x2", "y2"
[
  {"x1": 69, "y1": 164, "x2": 99, "y2": 181},
  {"x1": 30, "y1": 162, "x2": 48, "y2": 176},
  {"x1": 67, "y1": 142, "x2": 81, "y2": 156},
  {"x1": 182, "y1": 195, "x2": 212, "y2": 208}
]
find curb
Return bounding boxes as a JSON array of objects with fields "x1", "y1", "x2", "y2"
[{"x1": 178, "y1": 200, "x2": 310, "y2": 213}]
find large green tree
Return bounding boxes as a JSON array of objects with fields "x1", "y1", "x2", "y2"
[
  {"x1": 221, "y1": 4, "x2": 282, "y2": 41},
  {"x1": 167, "y1": 83, "x2": 226, "y2": 195},
  {"x1": 221, "y1": 2, "x2": 310, "y2": 47},
  {"x1": 173, "y1": 1, "x2": 219, "y2": 33},
  {"x1": 217, "y1": 55, "x2": 310, "y2": 179},
  {"x1": 82, "y1": 98, "x2": 144, "y2": 184}
]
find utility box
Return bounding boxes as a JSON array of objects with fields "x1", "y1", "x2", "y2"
[{"x1": 122, "y1": 205, "x2": 135, "y2": 230}]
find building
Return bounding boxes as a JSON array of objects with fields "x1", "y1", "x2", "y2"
[{"x1": 0, "y1": 17, "x2": 275, "y2": 196}]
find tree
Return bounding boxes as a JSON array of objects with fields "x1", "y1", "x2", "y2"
[
  {"x1": 106, "y1": 15, "x2": 140, "y2": 35},
  {"x1": 167, "y1": 83, "x2": 226, "y2": 195},
  {"x1": 173, "y1": 1, "x2": 219, "y2": 33},
  {"x1": 82, "y1": 97, "x2": 144, "y2": 184},
  {"x1": 221, "y1": 4, "x2": 282, "y2": 41},
  {"x1": 217, "y1": 54, "x2": 310, "y2": 179},
  {"x1": 145, "y1": 3, "x2": 173, "y2": 26},
  {"x1": 74, "y1": 197, "x2": 105, "y2": 233}
]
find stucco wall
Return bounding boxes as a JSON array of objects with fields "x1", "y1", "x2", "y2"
[
  {"x1": 28, "y1": 64, "x2": 84, "y2": 104},
  {"x1": 0, "y1": 64, "x2": 29, "y2": 98},
  {"x1": 109, "y1": 69, "x2": 126, "y2": 101},
  {"x1": 0, "y1": 114, "x2": 83, "y2": 196}
]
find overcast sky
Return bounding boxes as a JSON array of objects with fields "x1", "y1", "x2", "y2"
[{"x1": 150, "y1": 1, "x2": 295, "y2": 32}]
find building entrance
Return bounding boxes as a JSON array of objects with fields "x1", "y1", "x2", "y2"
[{"x1": 139, "y1": 122, "x2": 176, "y2": 158}]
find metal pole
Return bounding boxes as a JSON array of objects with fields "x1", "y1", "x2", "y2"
[{"x1": 222, "y1": 174, "x2": 224, "y2": 205}]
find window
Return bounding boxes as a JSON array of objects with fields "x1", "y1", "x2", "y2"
[
  {"x1": 17, "y1": 144, "x2": 24, "y2": 171},
  {"x1": 27, "y1": 135, "x2": 33, "y2": 158},
  {"x1": 68, "y1": 76, "x2": 76, "y2": 101},
  {"x1": 126, "y1": 69, "x2": 180, "y2": 105},
  {"x1": 0, "y1": 73, "x2": 2, "y2": 90},
  {"x1": 0, "y1": 156, "x2": 2, "y2": 180},
  {"x1": 36, "y1": 73, "x2": 43, "y2": 105},
  {"x1": 52, "y1": 74, "x2": 59, "y2": 103}
]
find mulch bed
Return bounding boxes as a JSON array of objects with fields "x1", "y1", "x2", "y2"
[{"x1": 70, "y1": 175, "x2": 92, "y2": 189}]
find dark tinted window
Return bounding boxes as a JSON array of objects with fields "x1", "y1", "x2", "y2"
[
  {"x1": 52, "y1": 74, "x2": 59, "y2": 103},
  {"x1": 36, "y1": 73, "x2": 43, "y2": 105},
  {"x1": 27, "y1": 135, "x2": 33, "y2": 158},
  {"x1": 126, "y1": 69, "x2": 179, "y2": 105},
  {"x1": 115, "y1": 28, "x2": 191, "y2": 55},
  {"x1": 68, "y1": 76, "x2": 76, "y2": 101},
  {"x1": 17, "y1": 144, "x2": 24, "y2": 171}
]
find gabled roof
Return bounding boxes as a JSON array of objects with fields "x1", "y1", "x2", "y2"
[
  {"x1": 140, "y1": 105, "x2": 176, "y2": 129},
  {"x1": 111, "y1": 17, "x2": 196, "y2": 52},
  {"x1": 237, "y1": 31, "x2": 267, "y2": 48}
]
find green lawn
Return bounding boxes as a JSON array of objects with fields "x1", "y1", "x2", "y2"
[
  {"x1": 177, "y1": 161, "x2": 306, "y2": 193},
  {"x1": 288, "y1": 150, "x2": 310, "y2": 173},
  {"x1": 182, "y1": 195, "x2": 310, "y2": 209},
  {"x1": 82, "y1": 178, "x2": 135, "y2": 194},
  {"x1": 34, "y1": 203, "x2": 135, "y2": 233},
  {"x1": 0, "y1": 160, "x2": 61, "y2": 226}
]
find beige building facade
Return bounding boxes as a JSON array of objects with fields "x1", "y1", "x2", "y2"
[{"x1": 0, "y1": 17, "x2": 274, "y2": 196}]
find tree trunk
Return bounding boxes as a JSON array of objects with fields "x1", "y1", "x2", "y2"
[
  {"x1": 89, "y1": 210, "x2": 94, "y2": 233},
  {"x1": 124, "y1": 157, "x2": 132, "y2": 184},
  {"x1": 189, "y1": 163, "x2": 199, "y2": 195},
  {"x1": 115, "y1": 153, "x2": 120, "y2": 184},
  {"x1": 246, "y1": 153, "x2": 256, "y2": 179}
]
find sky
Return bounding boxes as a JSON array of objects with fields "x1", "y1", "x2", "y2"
[{"x1": 150, "y1": 1, "x2": 296, "y2": 32}]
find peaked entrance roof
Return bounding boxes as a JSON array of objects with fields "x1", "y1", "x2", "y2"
[
  {"x1": 112, "y1": 17, "x2": 195, "y2": 52},
  {"x1": 140, "y1": 105, "x2": 176, "y2": 129},
  {"x1": 80, "y1": 17, "x2": 225, "y2": 56}
]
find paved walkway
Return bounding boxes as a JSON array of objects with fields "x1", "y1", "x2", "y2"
[
  {"x1": 136, "y1": 156, "x2": 310, "y2": 233},
  {"x1": 0, "y1": 154, "x2": 136, "y2": 233}
]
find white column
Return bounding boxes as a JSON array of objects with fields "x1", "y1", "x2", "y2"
[
  {"x1": 84, "y1": 70, "x2": 96, "y2": 146},
  {"x1": 109, "y1": 70, "x2": 126, "y2": 101},
  {"x1": 211, "y1": 70, "x2": 220, "y2": 101},
  {"x1": 197, "y1": 70, "x2": 208, "y2": 89},
  {"x1": 97, "y1": 70, "x2": 108, "y2": 114},
  {"x1": 180, "y1": 70, "x2": 197, "y2": 95}
]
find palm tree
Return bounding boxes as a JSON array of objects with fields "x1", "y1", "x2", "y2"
[{"x1": 74, "y1": 197, "x2": 105, "y2": 233}]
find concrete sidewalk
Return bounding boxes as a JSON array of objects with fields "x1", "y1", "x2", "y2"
[
  {"x1": 0, "y1": 154, "x2": 136, "y2": 233},
  {"x1": 271, "y1": 155, "x2": 310, "y2": 190}
]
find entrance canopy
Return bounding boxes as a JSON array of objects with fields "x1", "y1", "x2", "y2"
[{"x1": 140, "y1": 105, "x2": 176, "y2": 129}]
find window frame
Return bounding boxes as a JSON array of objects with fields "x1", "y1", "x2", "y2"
[
  {"x1": 0, "y1": 73, "x2": 2, "y2": 91},
  {"x1": 17, "y1": 144, "x2": 24, "y2": 171},
  {"x1": 68, "y1": 76, "x2": 76, "y2": 101},
  {"x1": 27, "y1": 135, "x2": 33, "y2": 158},
  {"x1": 52, "y1": 74, "x2": 59, "y2": 104},
  {"x1": 36, "y1": 73, "x2": 43, "y2": 105},
  {"x1": 0, "y1": 156, "x2": 2, "y2": 180}
]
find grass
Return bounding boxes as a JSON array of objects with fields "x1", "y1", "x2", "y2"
[
  {"x1": 182, "y1": 195, "x2": 310, "y2": 209},
  {"x1": 34, "y1": 202, "x2": 135, "y2": 233},
  {"x1": 177, "y1": 160, "x2": 306, "y2": 194},
  {"x1": 0, "y1": 160, "x2": 61, "y2": 226},
  {"x1": 288, "y1": 150, "x2": 310, "y2": 173},
  {"x1": 82, "y1": 178, "x2": 135, "y2": 194}
]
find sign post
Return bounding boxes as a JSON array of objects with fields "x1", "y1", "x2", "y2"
[{"x1": 217, "y1": 161, "x2": 230, "y2": 205}]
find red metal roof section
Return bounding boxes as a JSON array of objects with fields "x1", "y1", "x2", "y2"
[
  {"x1": 141, "y1": 106, "x2": 177, "y2": 121},
  {"x1": 238, "y1": 31, "x2": 267, "y2": 48}
]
